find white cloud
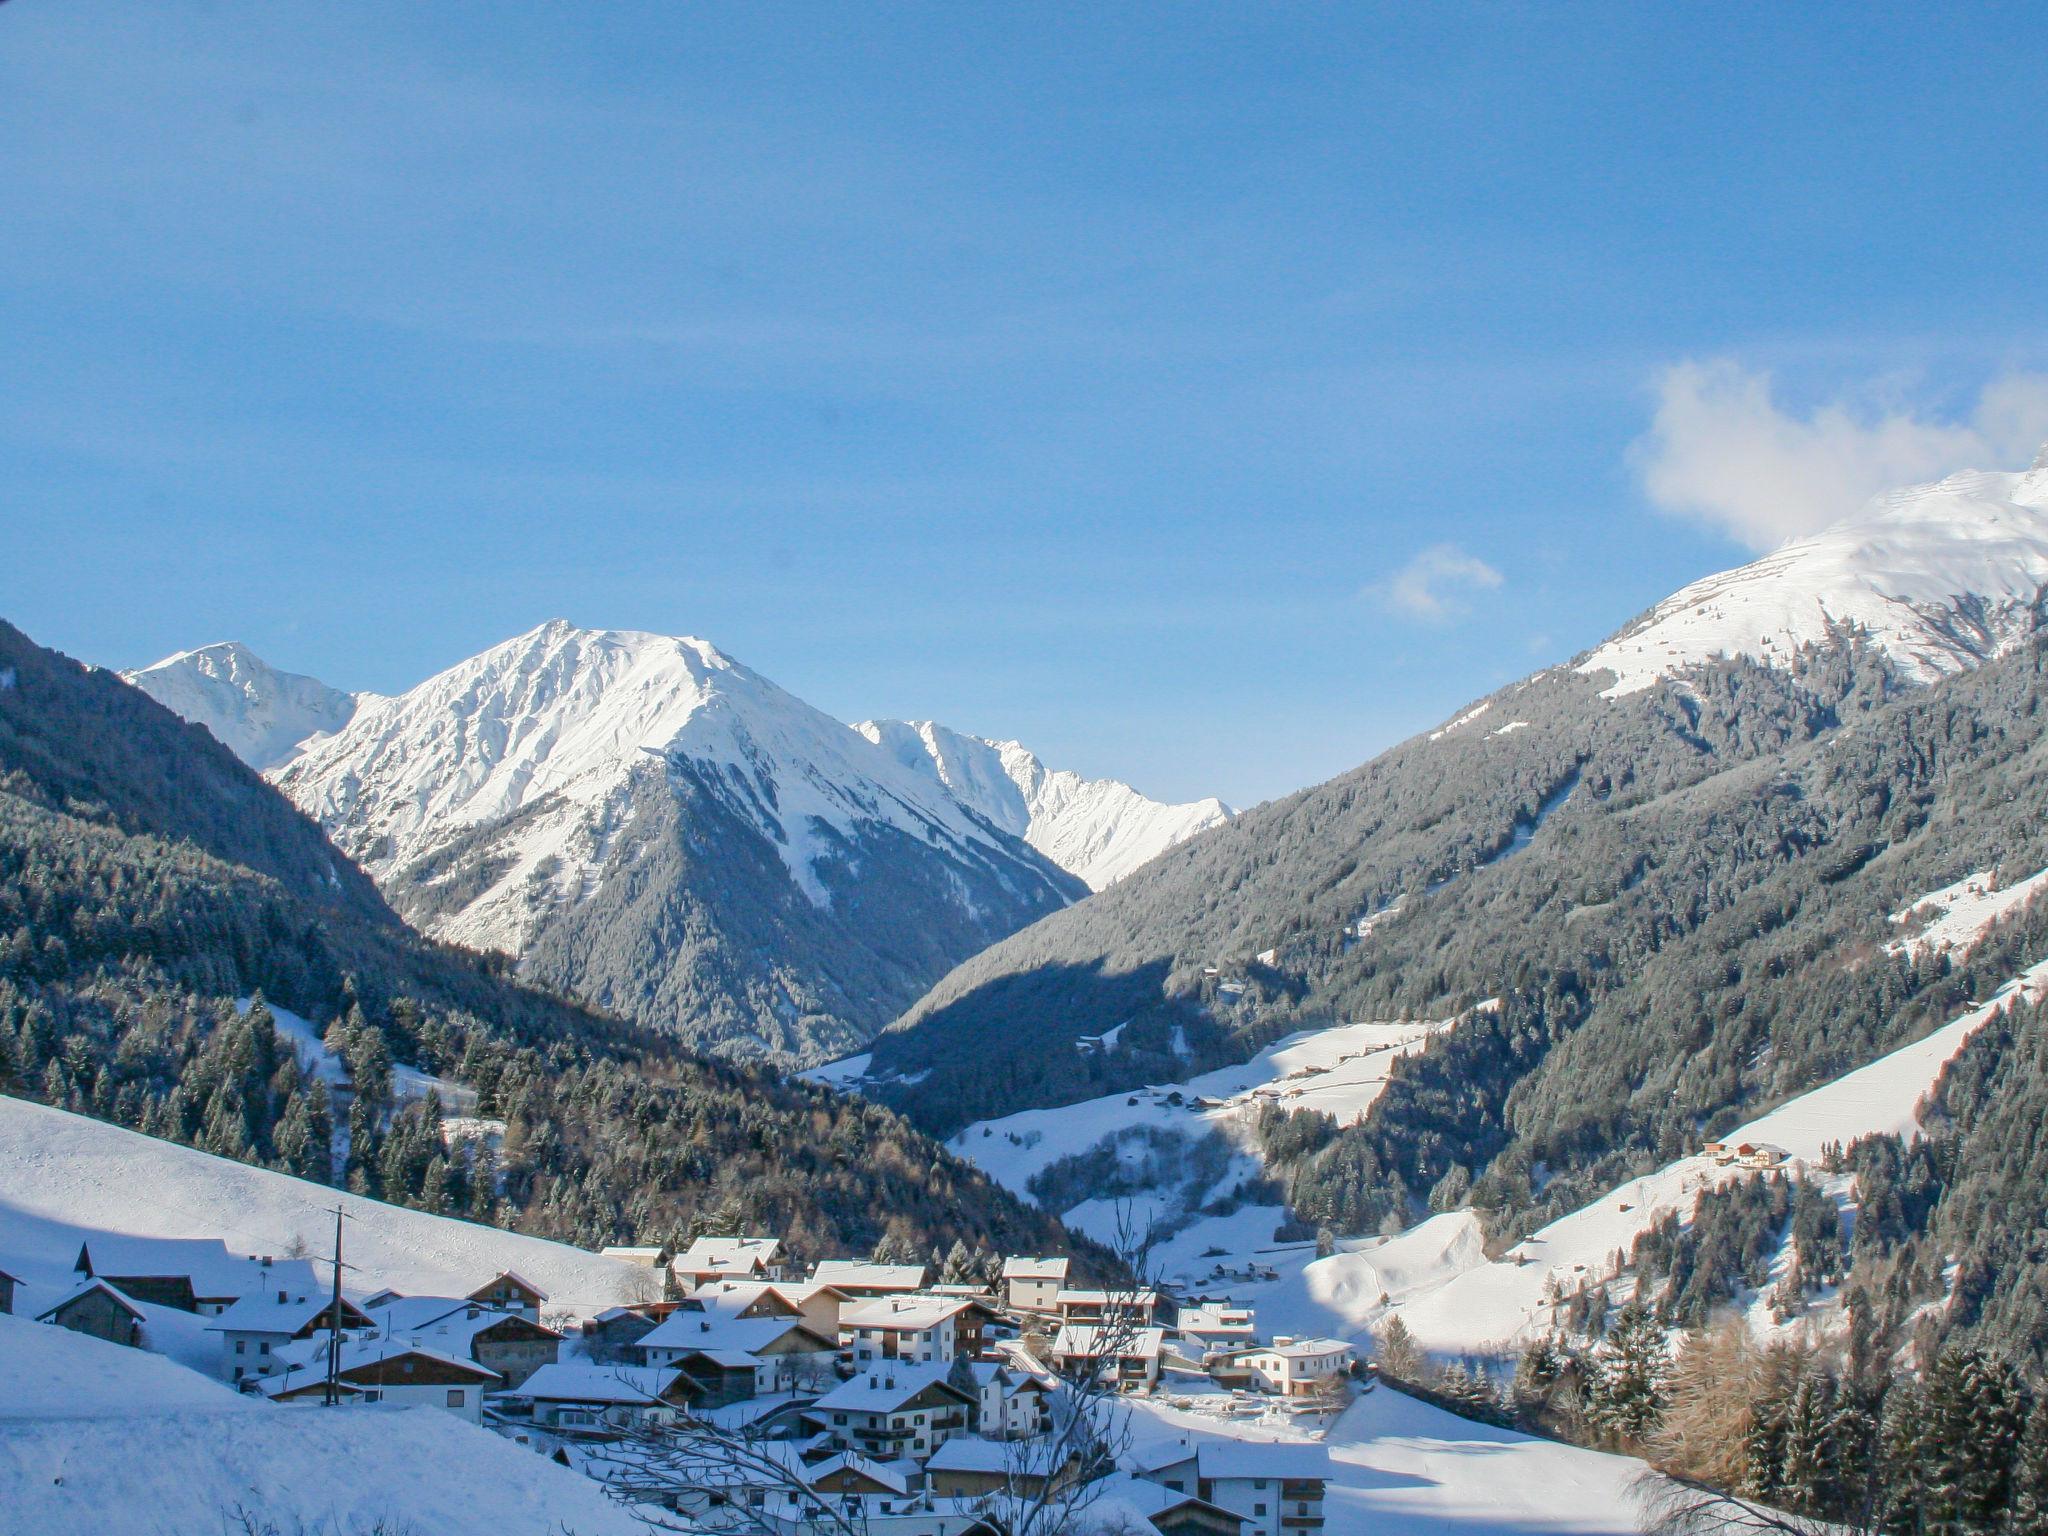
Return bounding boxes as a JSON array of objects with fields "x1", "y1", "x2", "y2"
[
  {"x1": 1381, "y1": 543, "x2": 1505, "y2": 620},
  {"x1": 1635, "y1": 360, "x2": 2048, "y2": 552}
]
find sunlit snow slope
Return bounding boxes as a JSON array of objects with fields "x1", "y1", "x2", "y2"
[
  {"x1": 1582, "y1": 461, "x2": 2048, "y2": 695},
  {"x1": 859, "y1": 718, "x2": 1232, "y2": 889},
  {"x1": 122, "y1": 640, "x2": 363, "y2": 770}
]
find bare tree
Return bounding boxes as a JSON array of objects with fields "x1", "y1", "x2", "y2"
[
  {"x1": 583, "y1": 1413, "x2": 872, "y2": 1536},
  {"x1": 1636, "y1": 1471, "x2": 1873, "y2": 1536}
]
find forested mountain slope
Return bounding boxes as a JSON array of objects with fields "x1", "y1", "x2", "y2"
[
  {"x1": 0, "y1": 619, "x2": 1091, "y2": 1270},
  {"x1": 872, "y1": 462, "x2": 2048, "y2": 1259}
]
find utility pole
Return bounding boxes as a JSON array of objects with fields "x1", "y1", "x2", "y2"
[{"x1": 325, "y1": 1204, "x2": 345, "y2": 1407}]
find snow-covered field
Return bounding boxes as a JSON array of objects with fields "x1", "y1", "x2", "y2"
[
  {"x1": 1123, "y1": 1383, "x2": 1648, "y2": 1534},
  {"x1": 0, "y1": 1315, "x2": 643, "y2": 1536},
  {"x1": 0, "y1": 1096, "x2": 654, "y2": 1325},
  {"x1": 1886, "y1": 865, "x2": 2048, "y2": 960}
]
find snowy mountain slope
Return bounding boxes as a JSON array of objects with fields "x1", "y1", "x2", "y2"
[
  {"x1": 858, "y1": 719, "x2": 1232, "y2": 889},
  {"x1": 122, "y1": 640, "x2": 363, "y2": 770},
  {"x1": 0, "y1": 1318, "x2": 645, "y2": 1536},
  {"x1": 267, "y1": 621, "x2": 1080, "y2": 1058},
  {"x1": 0, "y1": 1096, "x2": 656, "y2": 1320},
  {"x1": 1581, "y1": 462, "x2": 2048, "y2": 696}
]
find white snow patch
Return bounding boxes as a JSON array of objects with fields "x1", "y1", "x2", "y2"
[
  {"x1": 1428, "y1": 702, "x2": 1493, "y2": 741},
  {"x1": 1886, "y1": 866, "x2": 2048, "y2": 960}
]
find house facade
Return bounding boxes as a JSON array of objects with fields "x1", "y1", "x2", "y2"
[{"x1": 999, "y1": 1256, "x2": 1069, "y2": 1315}]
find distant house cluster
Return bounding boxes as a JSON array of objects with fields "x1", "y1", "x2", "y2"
[{"x1": 11, "y1": 1229, "x2": 1352, "y2": 1535}]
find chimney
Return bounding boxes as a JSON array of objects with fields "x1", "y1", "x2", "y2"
[{"x1": 277, "y1": 1290, "x2": 287, "y2": 1304}]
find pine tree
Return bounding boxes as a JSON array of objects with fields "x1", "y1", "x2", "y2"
[
  {"x1": 1590, "y1": 1300, "x2": 1669, "y2": 1449},
  {"x1": 1375, "y1": 1315, "x2": 1421, "y2": 1382}
]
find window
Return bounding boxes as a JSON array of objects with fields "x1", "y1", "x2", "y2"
[
  {"x1": 446, "y1": 1389, "x2": 465, "y2": 1408},
  {"x1": 235, "y1": 1340, "x2": 246, "y2": 1354},
  {"x1": 1254, "y1": 1504, "x2": 1267, "y2": 1516},
  {"x1": 365, "y1": 1390, "x2": 382, "y2": 1403},
  {"x1": 259, "y1": 1342, "x2": 271, "y2": 1355}
]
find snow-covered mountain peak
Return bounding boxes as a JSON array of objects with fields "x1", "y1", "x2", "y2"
[
  {"x1": 122, "y1": 640, "x2": 362, "y2": 770},
  {"x1": 857, "y1": 718, "x2": 1232, "y2": 890},
  {"x1": 1581, "y1": 459, "x2": 2048, "y2": 697},
  {"x1": 273, "y1": 621, "x2": 1066, "y2": 950}
]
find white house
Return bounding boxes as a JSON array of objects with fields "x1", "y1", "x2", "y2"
[
  {"x1": 1135, "y1": 1437, "x2": 1333, "y2": 1536},
  {"x1": 999, "y1": 1256, "x2": 1069, "y2": 1315},
  {"x1": 838, "y1": 1294, "x2": 982, "y2": 1367},
  {"x1": 964, "y1": 1359, "x2": 1051, "y2": 1440},
  {"x1": 1217, "y1": 1336, "x2": 1353, "y2": 1398},
  {"x1": 260, "y1": 1339, "x2": 500, "y2": 1421},
  {"x1": 207, "y1": 1290, "x2": 376, "y2": 1382},
  {"x1": 494, "y1": 1361, "x2": 698, "y2": 1434},
  {"x1": 1050, "y1": 1324, "x2": 1166, "y2": 1393},
  {"x1": 802, "y1": 1364, "x2": 977, "y2": 1462},
  {"x1": 1174, "y1": 1302, "x2": 1256, "y2": 1359},
  {"x1": 634, "y1": 1298, "x2": 839, "y2": 1402}
]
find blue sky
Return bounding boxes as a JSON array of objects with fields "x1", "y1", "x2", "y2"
[{"x1": 6, "y1": 4, "x2": 2048, "y2": 805}]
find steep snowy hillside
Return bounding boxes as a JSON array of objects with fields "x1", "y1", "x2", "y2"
[
  {"x1": 122, "y1": 640, "x2": 362, "y2": 769},
  {"x1": 0, "y1": 1318, "x2": 644, "y2": 1536},
  {"x1": 859, "y1": 719, "x2": 1231, "y2": 889},
  {"x1": 0, "y1": 1096, "x2": 654, "y2": 1319},
  {"x1": 272, "y1": 621, "x2": 1081, "y2": 1059},
  {"x1": 1581, "y1": 460, "x2": 2048, "y2": 695}
]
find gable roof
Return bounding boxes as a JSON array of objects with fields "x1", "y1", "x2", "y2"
[
  {"x1": 74, "y1": 1237, "x2": 319, "y2": 1301},
  {"x1": 1053, "y1": 1324, "x2": 1166, "y2": 1361},
  {"x1": 839, "y1": 1294, "x2": 976, "y2": 1332},
  {"x1": 674, "y1": 1236, "x2": 781, "y2": 1272},
  {"x1": 467, "y1": 1270, "x2": 546, "y2": 1302},
  {"x1": 366, "y1": 1296, "x2": 563, "y2": 1348},
  {"x1": 808, "y1": 1363, "x2": 975, "y2": 1414},
  {"x1": 38, "y1": 1278, "x2": 145, "y2": 1324},
  {"x1": 205, "y1": 1291, "x2": 375, "y2": 1335},
  {"x1": 809, "y1": 1261, "x2": 927, "y2": 1292},
  {"x1": 638, "y1": 1310, "x2": 834, "y2": 1359},
  {"x1": 1134, "y1": 1436, "x2": 1332, "y2": 1482},
  {"x1": 506, "y1": 1362, "x2": 691, "y2": 1406},
  {"x1": 1001, "y1": 1256, "x2": 1071, "y2": 1281},
  {"x1": 264, "y1": 1337, "x2": 501, "y2": 1394}
]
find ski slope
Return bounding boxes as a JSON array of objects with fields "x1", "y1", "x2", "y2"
[{"x1": 0, "y1": 1097, "x2": 655, "y2": 1323}]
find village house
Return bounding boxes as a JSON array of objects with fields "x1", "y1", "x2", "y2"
[
  {"x1": 670, "y1": 1235, "x2": 785, "y2": 1290},
  {"x1": 808, "y1": 1260, "x2": 928, "y2": 1297},
  {"x1": 1136, "y1": 1439, "x2": 1332, "y2": 1536},
  {"x1": 1086, "y1": 1473, "x2": 1246, "y2": 1535},
  {"x1": 465, "y1": 1271, "x2": 546, "y2": 1322},
  {"x1": 208, "y1": 1289, "x2": 377, "y2": 1383},
  {"x1": 804, "y1": 1365, "x2": 977, "y2": 1461},
  {"x1": 366, "y1": 1294, "x2": 563, "y2": 1388},
  {"x1": 965, "y1": 1359, "x2": 1051, "y2": 1439},
  {"x1": 633, "y1": 1293, "x2": 839, "y2": 1403},
  {"x1": 37, "y1": 1279, "x2": 145, "y2": 1349},
  {"x1": 1051, "y1": 1323, "x2": 1166, "y2": 1393},
  {"x1": 999, "y1": 1256, "x2": 1069, "y2": 1315},
  {"x1": 1055, "y1": 1288, "x2": 1162, "y2": 1327},
  {"x1": 839, "y1": 1293, "x2": 987, "y2": 1367},
  {"x1": 261, "y1": 1338, "x2": 501, "y2": 1421},
  {"x1": 1211, "y1": 1336, "x2": 1353, "y2": 1398},
  {"x1": 1173, "y1": 1303, "x2": 1256, "y2": 1360},
  {"x1": 581, "y1": 1304, "x2": 662, "y2": 1363},
  {"x1": 494, "y1": 1360, "x2": 699, "y2": 1434},
  {"x1": 72, "y1": 1236, "x2": 319, "y2": 1315}
]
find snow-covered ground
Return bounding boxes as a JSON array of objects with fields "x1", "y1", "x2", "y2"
[
  {"x1": 245, "y1": 997, "x2": 475, "y2": 1113},
  {"x1": 1886, "y1": 865, "x2": 2048, "y2": 960},
  {"x1": 0, "y1": 1315, "x2": 644, "y2": 1536},
  {"x1": 1123, "y1": 1383, "x2": 1647, "y2": 1534},
  {"x1": 859, "y1": 718, "x2": 1232, "y2": 889},
  {"x1": 951, "y1": 1017, "x2": 1451, "y2": 1200},
  {"x1": 1580, "y1": 461, "x2": 2048, "y2": 697},
  {"x1": 0, "y1": 1096, "x2": 656, "y2": 1325}
]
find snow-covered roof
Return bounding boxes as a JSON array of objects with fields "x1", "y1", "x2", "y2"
[
  {"x1": 805, "y1": 1452, "x2": 910, "y2": 1494},
  {"x1": 839, "y1": 1294, "x2": 975, "y2": 1331},
  {"x1": 1000, "y1": 1256, "x2": 1070, "y2": 1281},
  {"x1": 809, "y1": 1261, "x2": 927, "y2": 1292},
  {"x1": 807, "y1": 1364, "x2": 971, "y2": 1414},
  {"x1": 468, "y1": 1269, "x2": 546, "y2": 1301},
  {"x1": 37, "y1": 1278, "x2": 144, "y2": 1324},
  {"x1": 1135, "y1": 1436, "x2": 1332, "y2": 1481},
  {"x1": 205, "y1": 1290, "x2": 370, "y2": 1335},
  {"x1": 673, "y1": 1236, "x2": 780, "y2": 1271},
  {"x1": 1241, "y1": 1336, "x2": 1353, "y2": 1360},
  {"x1": 505, "y1": 1362, "x2": 684, "y2": 1405},
  {"x1": 638, "y1": 1310, "x2": 829, "y2": 1358},
  {"x1": 1052, "y1": 1325, "x2": 1165, "y2": 1360},
  {"x1": 366, "y1": 1296, "x2": 561, "y2": 1348},
  {"x1": 926, "y1": 1437, "x2": 1016, "y2": 1474},
  {"x1": 1055, "y1": 1288, "x2": 1159, "y2": 1307},
  {"x1": 75, "y1": 1236, "x2": 320, "y2": 1301},
  {"x1": 1176, "y1": 1304, "x2": 1254, "y2": 1332}
]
